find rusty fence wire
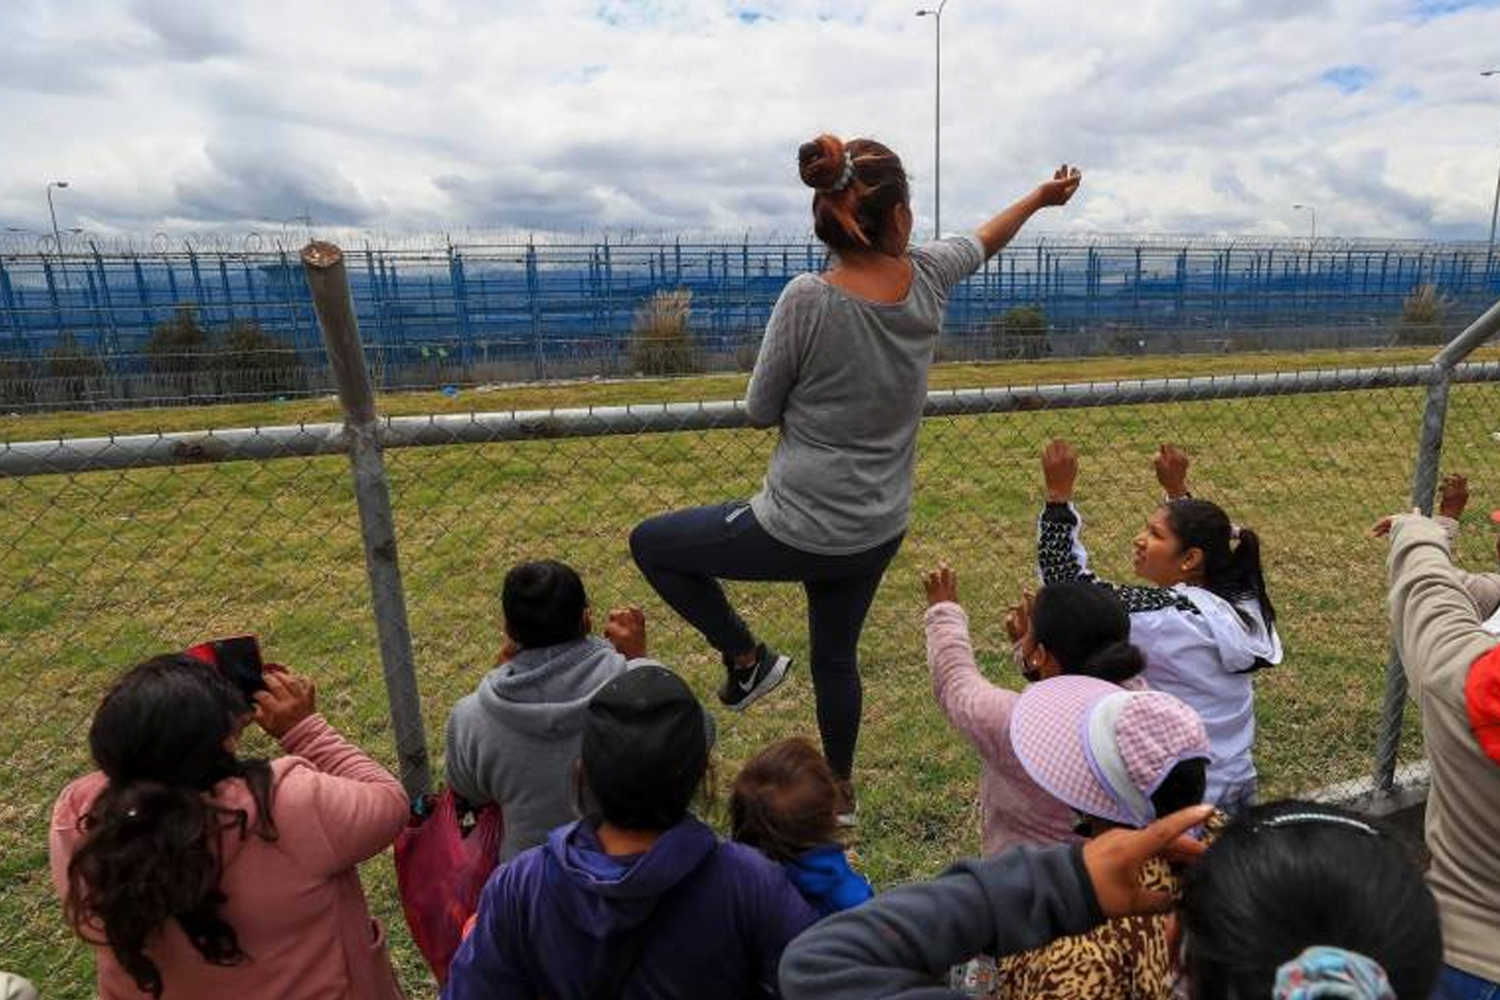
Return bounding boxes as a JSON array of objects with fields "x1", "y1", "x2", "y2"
[{"x1": 2, "y1": 288, "x2": 1498, "y2": 996}]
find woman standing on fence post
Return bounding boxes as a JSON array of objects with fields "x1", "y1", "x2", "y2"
[{"x1": 630, "y1": 134, "x2": 1082, "y2": 816}]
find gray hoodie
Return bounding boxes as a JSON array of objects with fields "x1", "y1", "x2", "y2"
[{"x1": 444, "y1": 636, "x2": 628, "y2": 861}]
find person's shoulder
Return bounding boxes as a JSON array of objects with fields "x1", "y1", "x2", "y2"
[
  {"x1": 909, "y1": 235, "x2": 984, "y2": 273},
  {"x1": 446, "y1": 684, "x2": 487, "y2": 726},
  {"x1": 783, "y1": 272, "x2": 827, "y2": 296},
  {"x1": 775, "y1": 273, "x2": 831, "y2": 312},
  {"x1": 715, "y1": 839, "x2": 799, "y2": 888},
  {"x1": 52, "y1": 771, "x2": 108, "y2": 829},
  {"x1": 250, "y1": 755, "x2": 320, "y2": 815}
]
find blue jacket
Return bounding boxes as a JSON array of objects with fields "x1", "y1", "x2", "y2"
[
  {"x1": 444, "y1": 816, "x2": 819, "y2": 1000},
  {"x1": 784, "y1": 845, "x2": 874, "y2": 917}
]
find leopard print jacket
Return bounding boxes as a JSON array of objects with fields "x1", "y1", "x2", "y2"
[{"x1": 990, "y1": 811, "x2": 1227, "y2": 1000}]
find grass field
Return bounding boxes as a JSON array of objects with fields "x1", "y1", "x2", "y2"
[{"x1": 3, "y1": 343, "x2": 1498, "y2": 998}]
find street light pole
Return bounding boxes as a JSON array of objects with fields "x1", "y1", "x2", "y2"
[
  {"x1": 1482, "y1": 70, "x2": 1500, "y2": 258},
  {"x1": 46, "y1": 181, "x2": 69, "y2": 257},
  {"x1": 916, "y1": 1, "x2": 948, "y2": 240},
  {"x1": 46, "y1": 180, "x2": 72, "y2": 294},
  {"x1": 1293, "y1": 203, "x2": 1317, "y2": 242}
]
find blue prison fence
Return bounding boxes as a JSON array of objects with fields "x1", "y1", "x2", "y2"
[{"x1": 1, "y1": 235, "x2": 1498, "y2": 407}]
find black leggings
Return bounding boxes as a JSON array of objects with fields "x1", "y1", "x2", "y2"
[{"x1": 629, "y1": 501, "x2": 903, "y2": 779}]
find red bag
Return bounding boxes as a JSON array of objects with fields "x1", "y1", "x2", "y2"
[{"x1": 393, "y1": 789, "x2": 503, "y2": 984}]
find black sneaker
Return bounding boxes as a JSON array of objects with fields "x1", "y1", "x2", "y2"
[{"x1": 717, "y1": 643, "x2": 792, "y2": 712}]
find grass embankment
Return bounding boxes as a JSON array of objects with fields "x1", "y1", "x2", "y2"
[{"x1": 3, "y1": 344, "x2": 1497, "y2": 997}]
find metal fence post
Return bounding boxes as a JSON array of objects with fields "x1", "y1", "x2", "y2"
[
  {"x1": 1373, "y1": 294, "x2": 1500, "y2": 791},
  {"x1": 301, "y1": 240, "x2": 432, "y2": 799}
]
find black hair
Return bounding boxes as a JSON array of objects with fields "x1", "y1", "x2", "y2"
[
  {"x1": 1150, "y1": 758, "x2": 1207, "y2": 818},
  {"x1": 1181, "y1": 800, "x2": 1440, "y2": 1000},
  {"x1": 1163, "y1": 499, "x2": 1277, "y2": 626},
  {"x1": 501, "y1": 559, "x2": 588, "y2": 650},
  {"x1": 1032, "y1": 580, "x2": 1146, "y2": 684},
  {"x1": 65, "y1": 656, "x2": 277, "y2": 998}
]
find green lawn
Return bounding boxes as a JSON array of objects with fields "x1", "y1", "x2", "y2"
[{"x1": 2, "y1": 344, "x2": 1497, "y2": 998}]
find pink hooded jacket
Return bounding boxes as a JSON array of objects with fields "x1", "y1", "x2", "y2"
[
  {"x1": 925, "y1": 601, "x2": 1083, "y2": 855},
  {"x1": 50, "y1": 714, "x2": 408, "y2": 1000}
]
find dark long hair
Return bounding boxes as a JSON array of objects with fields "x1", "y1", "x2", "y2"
[
  {"x1": 799, "y1": 134, "x2": 910, "y2": 255},
  {"x1": 1180, "y1": 800, "x2": 1440, "y2": 1000},
  {"x1": 1164, "y1": 498, "x2": 1277, "y2": 625},
  {"x1": 729, "y1": 737, "x2": 841, "y2": 863},
  {"x1": 65, "y1": 655, "x2": 278, "y2": 998},
  {"x1": 1032, "y1": 580, "x2": 1146, "y2": 684}
]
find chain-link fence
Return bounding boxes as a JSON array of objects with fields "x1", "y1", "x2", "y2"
[{"x1": 2, "y1": 247, "x2": 1498, "y2": 998}]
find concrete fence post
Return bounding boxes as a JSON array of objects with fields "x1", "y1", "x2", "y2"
[{"x1": 302, "y1": 240, "x2": 431, "y2": 800}]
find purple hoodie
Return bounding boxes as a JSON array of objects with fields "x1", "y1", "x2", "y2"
[{"x1": 443, "y1": 816, "x2": 819, "y2": 1000}]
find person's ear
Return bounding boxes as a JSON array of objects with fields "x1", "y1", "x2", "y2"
[
  {"x1": 580, "y1": 606, "x2": 592, "y2": 636},
  {"x1": 893, "y1": 202, "x2": 914, "y2": 250},
  {"x1": 1179, "y1": 546, "x2": 1205, "y2": 575},
  {"x1": 1035, "y1": 645, "x2": 1064, "y2": 679}
]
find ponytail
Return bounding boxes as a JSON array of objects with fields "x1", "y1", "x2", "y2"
[
  {"x1": 66, "y1": 656, "x2": 277, "y2": 998},
  {"x1": 1080, "y1": 639, "x2": 1147, "y2": 685},
  {"x1": 1164, "y1": 499, "x2": 1277, "y2": 626},
  {"x1": 1228, "y1": 525, "x2": 1277, "y2": 625}
]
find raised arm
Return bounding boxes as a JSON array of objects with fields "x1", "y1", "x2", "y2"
[
  {"x1": 973, "y1": 165, "x2": 1082, "y2": 260},
  {"x1": 779, "y1": 807, "x2": 1214, "y2": 1000},
  {"x1": 1386, "y1": 513, "x2": 1499, "y2": 698},
  {"x1": 922, "y1": 563, "x2": 1021, "y2": 760},
  {"x1": 780, "y1": 845, "x2": 1099, "y2": 1000},
  {"x1": 257, "y1": 672, "x2": 408, "y2": 877},
  {"x1": 1037, "y1": 440, "x2": 1189, "y2": 614},
  {"x1": 1037, "y1": 438, "x2": 1095, "y2": 586}
]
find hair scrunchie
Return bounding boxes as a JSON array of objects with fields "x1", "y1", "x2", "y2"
[
  {"x1": 826, "y1": 151, "x2": 856, "y2": 193},
  {"x1": 1272, "y1": 946, "x2": 1395, "y2": 1000}
]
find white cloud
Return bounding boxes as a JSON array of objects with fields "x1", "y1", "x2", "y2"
[{"x1": 2, "y1": 0, "x2": 1499, "y2": 240}]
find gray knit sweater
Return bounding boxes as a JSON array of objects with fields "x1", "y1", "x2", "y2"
[{"x1": 745, "y1": 236, "x2": 984, "y2": 555}]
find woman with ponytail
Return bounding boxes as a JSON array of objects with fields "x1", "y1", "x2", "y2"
[
  {"x1": 631, "y1": 134, "x2": 1081, "y2": 815},
  {"x1": 1036, "y1": 440, "x2": 1282, "y2": 813},
  {"x1": 50, "y1": 655, "x2": 407, "y2": 1000},
  {"x1": 922, "y1": 564, "x2": 1149, "y2": 854}
]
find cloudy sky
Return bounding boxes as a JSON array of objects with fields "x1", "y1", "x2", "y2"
[{"x1": 3, "y1": 0, "x2": 1499, "y2": 242}]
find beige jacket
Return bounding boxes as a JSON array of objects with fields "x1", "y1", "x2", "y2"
[
  {"x1": 1435, "y1": 514, "x2": 1500, "y2": 622},
  {"x1": 1388, "y1": 514, "x2": 1500, "y2": 982}
]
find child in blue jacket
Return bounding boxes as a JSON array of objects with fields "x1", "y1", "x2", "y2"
[{"x1": 730, "y1": 737, "x2": 874, "y2": 917}]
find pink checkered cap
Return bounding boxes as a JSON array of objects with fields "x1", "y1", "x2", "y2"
[{"x1": 1010, "y1": 675, "x2": 1210, "y2": 828}]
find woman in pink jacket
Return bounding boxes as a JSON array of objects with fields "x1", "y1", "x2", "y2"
[
  {"x1": 50, "y1": 655, "x2": 408, "y2": 1000},
  {"x1": 922, "y1": 564, "x2": 1147, "y2": 855}
]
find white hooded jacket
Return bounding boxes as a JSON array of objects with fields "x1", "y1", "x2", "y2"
[{"x1": 1037, "y1": 502, "x2": 1282, "y2": 805}]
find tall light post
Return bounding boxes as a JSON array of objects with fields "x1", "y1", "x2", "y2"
[
  {"x1": 1293, "y1": 203, "x2": 1317, "y2": 242},
  {"x1": 46, "y1": 180, "x2": 71, "y2": 294},
  {"x1": 1482, "y1": 69, "x2": 1500, "y2": 257},
  {"x1": 916, "y1": 0, "x2": 947, "y2": 239}
]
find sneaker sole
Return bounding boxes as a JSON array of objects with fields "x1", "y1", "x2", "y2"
[{"x1": 725, "y1": 653, "x2": 792, "y2": 713}]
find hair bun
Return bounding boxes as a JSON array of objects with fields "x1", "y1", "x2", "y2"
[
  {"x1": 798, "y1": 134, "x2": 846, "y2": 190},
  {"x1": 1082, "y1": 640, "x2": 1146, "y2": 685}
]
